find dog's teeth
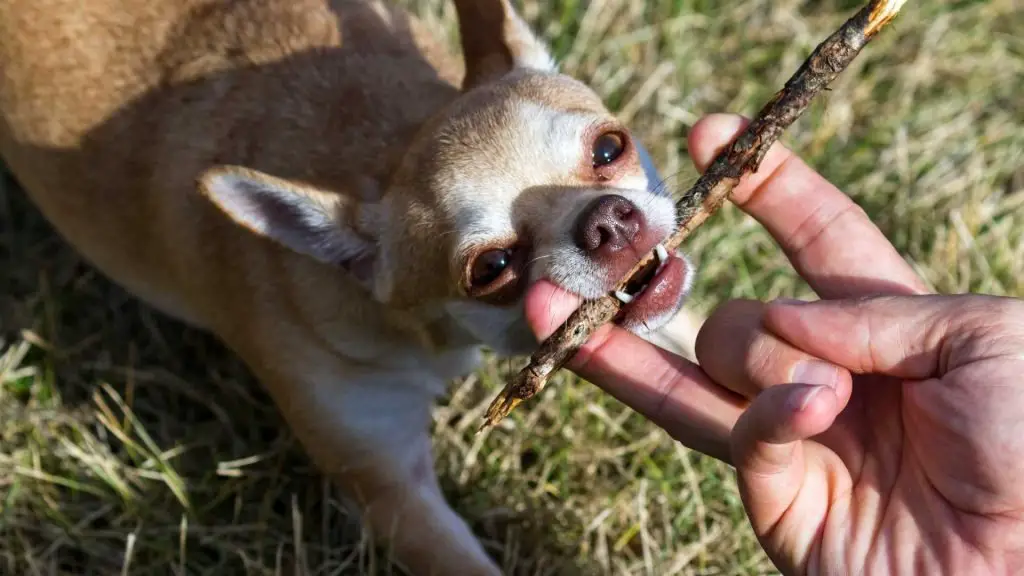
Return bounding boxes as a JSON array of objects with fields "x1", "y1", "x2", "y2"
[
  {"x1": 613, "y1": 290, "x2": 634, "y2": 304},
  {"x1": 655, "y1": 244, "x2": 669, "y2": 264}
]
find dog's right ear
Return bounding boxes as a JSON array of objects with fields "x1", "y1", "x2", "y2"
[{"x1": 453, "y1": 0, "x2": 556, "y2": 91}]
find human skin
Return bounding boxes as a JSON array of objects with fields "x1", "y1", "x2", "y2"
[{"x1": 524, "y1": 113, "x2": 1024, "y2": 575}]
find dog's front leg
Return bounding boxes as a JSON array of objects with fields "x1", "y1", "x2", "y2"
[{"x1": 256, "y1": 361, "x2": 501, "y2": 576}]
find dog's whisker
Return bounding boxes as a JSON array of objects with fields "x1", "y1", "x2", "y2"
[
  {"x1": 525, "y1": 253, "x2": 553, "y2": 267},
  {"x1": 651, "y1": 170, "x2": 697, "y2": 200}
]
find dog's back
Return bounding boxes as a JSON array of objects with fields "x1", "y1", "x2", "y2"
[{"x1": 0, "y1": 0, "x2": 462, "y2": 340}]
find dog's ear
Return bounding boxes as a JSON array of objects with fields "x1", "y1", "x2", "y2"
[
  {"x1": 453, "y1": 0, "x2": 556, "y2": 91},
  {"x1": 198, "y1": 166, "x2": 380, "y2": 284}
]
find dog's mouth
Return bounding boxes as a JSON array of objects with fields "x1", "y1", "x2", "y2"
[
  {"x1": 610, "y1": 243, "x2": 690, "y2": 332},
  {"x1": 532, "y1": 240, "x2": 692, "y2": 334}
]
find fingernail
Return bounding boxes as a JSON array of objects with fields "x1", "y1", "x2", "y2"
[
  {"x1": 788, "y1": 385, "x2": 825, "y2": 413},
  {"x1": 792, "y1": 360, "x2": 840, "y2": 388}
]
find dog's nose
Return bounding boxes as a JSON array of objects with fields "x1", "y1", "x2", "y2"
[{"x1": 573, "y1": 194, "x2": 644, "y2": 255}]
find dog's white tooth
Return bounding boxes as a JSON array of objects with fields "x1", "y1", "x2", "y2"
[
  {"x1": 613, "y1": 290, "x2": 634, "y2": 304},
  {"x1": 655, "y1": 244, "x2": 669, "y2": 264}
]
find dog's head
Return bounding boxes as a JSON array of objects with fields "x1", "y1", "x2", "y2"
[{"x1": 199, "y1": 0, "x2": 694, "y2": 355}]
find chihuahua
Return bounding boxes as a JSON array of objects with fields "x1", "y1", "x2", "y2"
[{"x1": 0, "y1": 0, "x2": 703, "y2": 573}]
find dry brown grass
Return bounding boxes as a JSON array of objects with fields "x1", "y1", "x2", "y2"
[{"x1": 2, "y1": 0, "x2": 1022, "y2": 574}]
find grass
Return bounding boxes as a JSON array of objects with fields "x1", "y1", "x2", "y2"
[{"x1": 1, "y1": 0, "x2": 1022, "y2": 574}]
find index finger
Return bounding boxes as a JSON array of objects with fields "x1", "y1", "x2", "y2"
[{"x1": 687, "y1": 114, "x2": 930, "y2": 299}]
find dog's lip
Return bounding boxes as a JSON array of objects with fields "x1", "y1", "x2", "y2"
[
  {"x1": 531, "y1": 241, "x2": 690, "y2": 329},
  {"x1": 615, "y1": 252, "x2": 688, "y2": 329}
]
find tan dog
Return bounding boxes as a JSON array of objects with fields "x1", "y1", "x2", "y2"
[{"x1": 0, "y1": 0, "x2": 703, "y2": 573}]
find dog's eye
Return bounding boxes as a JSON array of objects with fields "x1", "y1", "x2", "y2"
[
  {"x1": 592, "y1": 131, "x2": 626, "y2": 167},
  {"x1": 470, "y1": 249, "x2": 511, "y2": 287},
  {"x1": 464, "y1": 244, "x2": 528, "y2": 305}
]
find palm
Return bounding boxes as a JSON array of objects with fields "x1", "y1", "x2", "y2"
[{"x1": 764, "y1": 324, "x2": 1024, "y2": 574}]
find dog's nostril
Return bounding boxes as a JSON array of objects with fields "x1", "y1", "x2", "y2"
[{"x1": 573, "y1": 194, "x2": 644, "y2": 253}]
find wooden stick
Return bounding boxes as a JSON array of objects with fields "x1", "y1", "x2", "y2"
[{"x1": 479, "y1": 0, "x2": 908, "y2": 431}]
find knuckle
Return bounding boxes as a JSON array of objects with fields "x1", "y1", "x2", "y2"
[
  {"x1": 788, "y1": 201, "x2": 866, "y2": 255},
  {"x1": 649, "y1": 366, "x2": 689, "y2": 424},
  {"x1": 955, "y1": 294, "x2": 1024, "y2": 349},
  {"x1": 945, "y1": 294, "x2": 1021, "y2": 332},
  {"x1": 987, "y1": 296, "x2": 1024, "y2": 327},
  {"x1": 746, "y1": 334, "x2": 782, "y2": 385},
  {"x1": 932, "y1": 294, "x2": 1024, "y2": 369}
]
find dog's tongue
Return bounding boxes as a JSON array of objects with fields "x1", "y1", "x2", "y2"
[{"x1": 523, "y1": 280, "x2": 582, "y2": 342}]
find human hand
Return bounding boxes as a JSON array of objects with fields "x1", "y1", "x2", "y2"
[
  {"x1": 523, "y1": 113, "x2": 1024, "y2": 573},
  {"x1": 724, "y1": 293, "x2": 1024, "y2": 574}
]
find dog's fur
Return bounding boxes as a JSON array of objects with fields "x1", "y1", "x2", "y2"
[{"x1": 0, "y1": 0, "x2": 704, "y2": 573}]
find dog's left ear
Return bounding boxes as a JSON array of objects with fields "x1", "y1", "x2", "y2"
[
  {"x1": 453, "y1": 0, "x2": 556, "y2": 91},
  {"x1": 197, "y1": 166, "x2": 382, "y2": 288}
]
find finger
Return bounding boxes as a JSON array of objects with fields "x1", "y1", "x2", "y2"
[
  {"x1": 761, "y1": 294, "x2": 1024, "y2": 377},
  {"x1": 731, "y1": 383, "x2": 840, "y2": 542},
  {"x1": 524, "y1": 279, "x2": 747, "y2": 463},
  {"x1": 687, "y1": 114, "x2": 929, "y2": 299},
  {"x1": 695, "y1": 298, "x2": 853, "y2": 407}
]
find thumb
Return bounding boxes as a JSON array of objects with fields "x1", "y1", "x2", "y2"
[{"x1": 731, "y1": 382, "x2": 839, "y2": 540}]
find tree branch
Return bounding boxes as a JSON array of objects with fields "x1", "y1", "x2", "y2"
[{"x1": 479, "y1": 0, "x2": 908, "y2": 432}]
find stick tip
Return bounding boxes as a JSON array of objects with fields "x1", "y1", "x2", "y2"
[
  {"x1": 867, "y1": 0, "x2": 908, "y2": 36},
  {"x1": 477, "y1": 392, "x2": 522, "y2": 433}
]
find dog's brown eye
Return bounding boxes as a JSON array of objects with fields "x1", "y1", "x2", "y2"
[
  {"x1": 592, "y1": 132, "x2": 625, "y2": 167},
  {"x1": 470, "y1": 249, "x2": 511, "y2": 287}
]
